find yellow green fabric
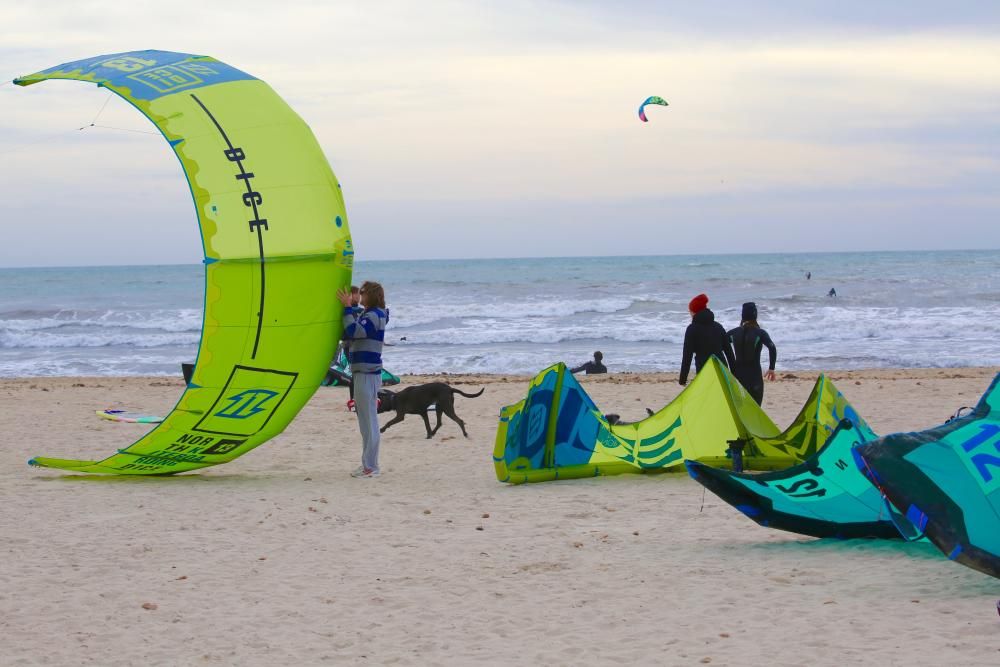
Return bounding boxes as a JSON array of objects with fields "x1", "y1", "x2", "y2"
[
  {"x1": 17, "y1": 51, "x2": 352, "y2": 474},
  {"x1": 494, "y1": 357, "x2": 857, "y2": 484}
]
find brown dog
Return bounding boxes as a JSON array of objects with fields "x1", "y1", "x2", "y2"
[{"x1": 377, "y1": 383, "x2": 484, "y2": 438}]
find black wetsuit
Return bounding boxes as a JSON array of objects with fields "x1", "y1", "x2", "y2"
[
  {"x1": 571, "y1": 360, "x2": 607, "y2": 374},
  {"x1": 679, "y1": 308, "x2": 736, "y2": 384},
  {"x1": 727, "y1": 325, "x2": 777, "y2": 405}
]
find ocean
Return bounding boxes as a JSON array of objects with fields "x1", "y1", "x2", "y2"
[{"x1": 1, "y1": 250, "x2": 999, "y2": 377}]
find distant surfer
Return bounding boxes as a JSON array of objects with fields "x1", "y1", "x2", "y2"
[
  {"x1": 679, "y1": 293, "x2": 736, "y2": 385},
  {"x1": 806, "y1": 271, "x2": 811, "y2": 280},
  {"x1": 571, "y1": 351, "x2": 607, "y2": 375},
  {"x1": 727, "y1": 302, "x2": 777, "y2": 405},
  {"x1": 828, "y1": 287, "x2": 837, "y2": 298}
]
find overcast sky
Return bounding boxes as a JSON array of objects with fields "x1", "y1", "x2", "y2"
[{"x1": 1, "y1": 1, "x2": 999, "y2": 267}]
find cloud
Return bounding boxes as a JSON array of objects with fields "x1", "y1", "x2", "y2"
[{"x1": 0, "y1": 1, "x2": 998, "y2": 265}]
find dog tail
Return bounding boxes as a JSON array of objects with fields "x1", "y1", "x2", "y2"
[{"x1": 452, "y1": 387, "x2": 485, "y2": 399}]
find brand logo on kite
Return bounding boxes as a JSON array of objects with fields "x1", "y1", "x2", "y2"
[
  {"x1": 958, "y1": 423, "x2": 1000, "y2": 488},
  {"x1": 127, "y1": 63, "x2": 217, "y2": 93},
  {"x1": 773, "y1": 477, "x2": 827, "y2": 499},
  {"x1": 199, "y1": 438, "x2": 248, "y2": 455},
  {"x1": 192, "y1": 366, "x2": 297, "y2": 438},
  {"x1": 215, "y1": 389, "x2": 279, "y2": 419}
]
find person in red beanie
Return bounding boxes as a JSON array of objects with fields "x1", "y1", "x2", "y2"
[{"x1": 679, "y1": 293, "x2": 736, "y2": 385}]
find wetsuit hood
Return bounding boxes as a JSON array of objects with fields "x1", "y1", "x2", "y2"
[{"x1": 692, "y1": 308, "x2": 716, "y2": 325}]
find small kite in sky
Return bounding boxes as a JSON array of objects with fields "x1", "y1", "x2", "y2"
[{"x1": 638, "y1": 96, "x2": 668, "y2": 122}]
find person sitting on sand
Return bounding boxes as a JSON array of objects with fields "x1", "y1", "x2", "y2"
[
  {"x1": 679, "y1": 293, "x2": 735, "y2": 386},
  {"x1": 571, "y1": 351, "x2": 607, "y2": 375},
  {"x1": 727, "y1": 302, "x2": 777, "y2": 405}
]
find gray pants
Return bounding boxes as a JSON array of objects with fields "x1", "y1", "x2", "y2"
[{"x1": 353, "y1": 372, "x2": 382, "y2": 472}]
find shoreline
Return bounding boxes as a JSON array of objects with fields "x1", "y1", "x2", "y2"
[{"x1": 3, "y1": 364, "x2": 997, "y2": 383}]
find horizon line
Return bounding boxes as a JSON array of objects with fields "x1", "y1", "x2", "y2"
[{"x1": 0, "y1": 246, "x2": 996, "y2": 270}]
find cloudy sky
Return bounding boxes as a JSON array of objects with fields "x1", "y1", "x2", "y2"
[{"x1": 1, "y1": 1, "x2": 999, "y2": 266}]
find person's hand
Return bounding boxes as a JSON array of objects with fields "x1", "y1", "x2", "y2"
[
  {"x1": 765, "y1": 369, "x2": 776, "y2": 382},
  {"x1": 336, "y1": 288, "x2": 353, "y2": 307}
]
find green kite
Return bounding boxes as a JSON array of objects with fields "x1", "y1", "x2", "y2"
[
  {"x1": 17, "y1": 50, "x2": 353, "y2": 474},
  {"x1": 494, "y1": 357, "x2": 863, "y2": 484}
]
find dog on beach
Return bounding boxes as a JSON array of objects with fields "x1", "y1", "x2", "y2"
[{"x1": 377, "y1": 382, "x2": 485, "y2": 438}]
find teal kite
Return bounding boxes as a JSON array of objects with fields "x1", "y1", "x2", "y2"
[
  {"x1": 687, "y1": 418, "x2": 898, "y2": 539},
  {"x1": 638, "y1": 96, "x2": 668, "y2": 122},
  {"x1": 855, "y1": 373, "x2": 1000, "y2": 579}
]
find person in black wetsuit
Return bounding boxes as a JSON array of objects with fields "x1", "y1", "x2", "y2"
[
  {"x1": 679, "y1": 293, "x2": 736, "y2": 385},
  {"x1": 727, "y1": 302, "x2": 777, "y2": 405},
  {"x1": 571, "y1": 351, "x2": 607, "y2": 375}
]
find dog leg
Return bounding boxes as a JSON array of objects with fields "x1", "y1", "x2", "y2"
[
  {"x1": 429, "y1": 408, "x2": 444, "y2": 437},
  {"x1": 442, "y1": 405, "x2": 468, "y2": 438},
  {"x1": 380, "y1": 412, "x2": 405, "y2": 433},
  {"x1": 420, "y1": 411, "x2": 434, "y2": 439}
]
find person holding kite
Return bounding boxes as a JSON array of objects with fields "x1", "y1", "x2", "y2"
[{"x1": 338, "y1": 281, "x2": 390, "y2": 479}]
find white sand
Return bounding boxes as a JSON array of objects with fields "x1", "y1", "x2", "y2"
[{"x1": 1, "y1": 369, "x2": 999, "y2": 665}]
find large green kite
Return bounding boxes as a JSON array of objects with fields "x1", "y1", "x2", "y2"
[{"x1": 17, "y1": 51, "x2": 353, "y2": 474}]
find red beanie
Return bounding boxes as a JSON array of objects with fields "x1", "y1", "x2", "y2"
[{"x1": 688, "y1": 293, "x2": 709, "y2": 313}]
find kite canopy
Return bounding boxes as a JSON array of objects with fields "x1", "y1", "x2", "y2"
[
  {"x1": 322, "y1": 346, "x2": 400, "y2": 388},
  {"x1": 17, "y1": 50, "x2": 353, "y2": 474},
  {"x1": 638, "y1": 95, "x2": 668, "y2": 122},
  {"x1": 855, "y1": 373, "x2": 1000, "y2": 579},
  {"x1": 687, "y1": 418, "x2": 900, "y2": 539},
  {"x1": 493, "y1": 357, "x2": 853, "y2": 484}
]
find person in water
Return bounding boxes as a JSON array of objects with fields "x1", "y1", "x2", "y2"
[
  {"x1": 727, "y1": 302, "x2": 777, "y2": 405},
  {"x1": 339, "y1": 281, "x2": 389, "y2": 479},
  {"x1": 828, "y1": 287, "x2": 837, "y2": 297},
  {"x1": 571, "y1": 351, "x2": 607, "y2": 375},
  {"x1": 679, "y1": 293, "x2": 735, "y2": 385}
]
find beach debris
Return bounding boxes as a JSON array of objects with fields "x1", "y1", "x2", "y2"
[
  {"x1": 475, "y1": 526, "x2": 484, "y2": 531},
  {"x1": 423, "y1": 509, "x2": 432, "y2": 514},
  {"x1": 141, "y1": 602, "x2": 158, "y2": 611},
  {"x1": 481, "y1": 513, "x2": 490, "y2": 519}
]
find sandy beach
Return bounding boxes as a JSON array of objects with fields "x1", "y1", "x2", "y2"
[{"x1": 0, "y1": 368, "x2": 998, "y2": 666}]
